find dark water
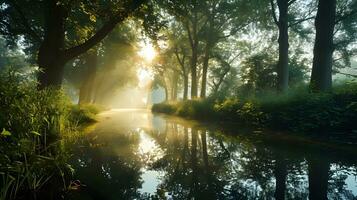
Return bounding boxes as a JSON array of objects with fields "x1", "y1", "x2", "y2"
[{"x1": 68, "y1": 109, "x2": 357, "y2": 200}]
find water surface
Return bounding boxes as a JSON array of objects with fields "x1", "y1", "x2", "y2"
[{"x1": 69, "y1": 109, "x2": 357, "y2": 200}]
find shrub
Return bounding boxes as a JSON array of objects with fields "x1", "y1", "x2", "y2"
[
  {"x1": 152, "y1": 102, "x2": 177, "y2": 114},
  {"x1": 68, "y1": 104, "x2": 100, "y2": 125}
]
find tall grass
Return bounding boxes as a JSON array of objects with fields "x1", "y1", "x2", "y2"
[{"x1": 0, "y1": 70, "x2": 99, "y2": 199}]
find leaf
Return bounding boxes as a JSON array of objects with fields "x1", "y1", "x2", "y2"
[
  {"x1": 1, "y1": 128, "x2": 11, "y2": 136},
  {"x1": 31, "y1": 131, "x2": 41, "y2": 136}
]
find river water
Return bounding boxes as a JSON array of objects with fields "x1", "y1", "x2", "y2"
[{"x1": 68, "y1": 109, "x2": 357, "y2": 200}]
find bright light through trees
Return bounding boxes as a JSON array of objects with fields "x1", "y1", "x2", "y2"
[{"x1": 138, "y1": 43, "x2": 157, "y2": 62}]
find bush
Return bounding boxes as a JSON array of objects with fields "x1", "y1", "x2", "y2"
[
  {"x1": 152, "y1": 102, "x2": 177, "y2": 114},
  {"x1": 68, "y1": 104, "x2": 100, "y2": 125}
]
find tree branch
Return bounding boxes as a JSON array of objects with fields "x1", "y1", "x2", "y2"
[
  {"x1": 288, "y1": 16, "x2": 314, "y2": 27},
  {"x1": 63, "y1": 0, "x2": 146, "y2": 61},
  {"x1": 334, "y1": 71, "x2": 357, "y2": 78},
  {"x1": 270, "y1": 0, "x2": 279, "y2": 26},
  {"x1": 335, "y1": 9, "x2": 357, "y2": 24},
  {"x1": 184, "y1": 20, "x2": 194, "y2": 49}
]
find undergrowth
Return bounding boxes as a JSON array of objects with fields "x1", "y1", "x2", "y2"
[
  {"x1": 0, "y1": 70, "x2": 99, "y2": 199},
  {"x1": 152, "y1": 82, "x2": 357, "y2": 133}
]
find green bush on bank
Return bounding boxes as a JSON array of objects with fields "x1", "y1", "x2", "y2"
[
  {"x1": 69, "y1": 104, "x2": 100, "y2": 126},
  {"x1": 0, "y1": 70, "x2": 99, "y2": 199},
  {"x1": 152, "y1": 82, "x2": 357, "y2": 132}
]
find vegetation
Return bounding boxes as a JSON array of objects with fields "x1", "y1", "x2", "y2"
[
  {"x1": 152, "y1": 82, "x2": 357, "y2": 132},
  {"x1": 0, "y1": 0, "x2": 356, "y2": 198},
  {"x1": 0, "y1": 70, "x2": 99, "y2": 199}
]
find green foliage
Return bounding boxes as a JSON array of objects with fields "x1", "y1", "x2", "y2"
[
  {"x1": 68, "y1": 104, "x2": 100, "y2": 125},
  {"x1": 0, "y1": 70, "x2": 99, "y2": 199},
  {"x1": 153, "y1": 82, "x2": 357, "y2": 133},
  {"x1": 152, "y1": 99, "x2": 216, "y2": 119},
  {"x1": 240, "y1": 52, "x2": 277, "y2": 93}
]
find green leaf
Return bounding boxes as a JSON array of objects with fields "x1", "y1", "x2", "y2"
[
  {"x1": 1, "y1": 128, "x2": 11, "y2": 136},
  {"x1": 31, "y1": 131, "x2": 41, "y2": 136}
]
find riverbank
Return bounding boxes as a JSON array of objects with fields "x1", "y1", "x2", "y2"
[{"x1": 152, "y1": 83, "x2": 357, "y2": 134}]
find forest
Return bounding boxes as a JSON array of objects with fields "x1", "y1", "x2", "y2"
[{"x1": 0, "y1": 0, "x2": 357, "y2": 199}]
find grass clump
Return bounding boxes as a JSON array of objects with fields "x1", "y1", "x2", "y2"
[{"x1": 0, "y1": 70, "x2": 99, "y2": 199}]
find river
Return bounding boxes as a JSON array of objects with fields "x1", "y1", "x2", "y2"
[{"x1": 68, "y1": 109, "x2": 357, "y2": 200}]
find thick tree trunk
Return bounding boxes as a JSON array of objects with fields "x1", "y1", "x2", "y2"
[
  {"x1": 200, "y1": 43, "x2": 210, "y2": 98},
  {"x1": 310, "y1": 0, "x2": 336, "y2": 92},
  {"x1": 37, "y1": 0, "x2": 66, "y2": 89},
  {"x1": 276, "y1": 0, "x2": 289, "y2": 93}
]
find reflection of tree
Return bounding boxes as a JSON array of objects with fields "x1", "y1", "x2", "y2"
[
  {"x1": 147, "y1": 120, "x2": 357, "y2": 199},
  {"x1": 308, "y1": 157, "x2": 329, "y2": 200},
  {"x1": 148, "y1": 123, "x2": 228, "y2": 199},
  {"x1": 274, "y1": 155, "x2": 287, "y2": 200},
  {"x1": 69, "y1": 131, "x2": 143, "y2": 200}
]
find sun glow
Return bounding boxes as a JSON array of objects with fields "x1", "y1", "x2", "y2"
[{"x1": 138, "y1": 43, "x2": 156, "y2": 62}]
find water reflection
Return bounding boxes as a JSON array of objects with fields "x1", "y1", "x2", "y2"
[{"x1": 68, "y1": 110, "x2": 357, "y2": 199}]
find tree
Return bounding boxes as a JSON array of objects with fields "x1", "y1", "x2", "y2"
[
  {"x1": 0, "y1": 0, "x2": 146, "y2": 88},
  {"x1": 271, "y1": 0, "x2": 290, "y2": 93},
  {"x1": 270, "y1": 0, "x2": 316, "y2": 93},
  {"x1": 240, "y1": 52, "x2": 277, "y2": 93},
  {"x1": 310, "y1": 0, "x2": 337, "y2": 92},
  {"x1": 159, "y1": 0, "x2": 207, "y2": 98},
  {"x1": 199, "y1": 0, "x2": 255, "y2": 97}
]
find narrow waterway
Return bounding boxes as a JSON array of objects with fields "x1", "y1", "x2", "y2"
[{"x1": 68, "y1": 109, "x2": 357, "y2": 200}]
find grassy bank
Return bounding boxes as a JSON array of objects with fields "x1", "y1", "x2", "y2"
[
  {"x1": 0, "y1": 71, "x2": 100, "y2": 199},
  {"x1": 152, "y1": 83, "x2": 357, "y2": 133}
]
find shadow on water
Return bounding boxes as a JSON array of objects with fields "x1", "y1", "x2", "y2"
[{"x1": 68, "y1": 109, "x2": 357, "y2": 200}]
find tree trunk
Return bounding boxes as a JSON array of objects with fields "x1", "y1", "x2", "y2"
[
  {"x1": 37, "y1": 0, "x2": 66, "y2": 89},
  {"x1": 200, "y1": 43, "x2": 210, "y2": 98},
  {"x1": 190, "y1": 47, "x2": 198, "y2": 98},
  {"x1": 310, "y1": 0, "x2": 336, "y2": 92},
  {"x1": 163, "y1": 83, "x2": 169, "y2": 101},
  {"x1": 186, "y1": 10, "x2": 199, "y2": 99},
  {"x1": 276, "y1": 0, "x2": 289, "y2": 93},
  {"x1": 171, "y1": 72, "x2": 178, "y2": 101},
  {"x1": 183, "y1": 73, "x2": 189, "y2": 100}
]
